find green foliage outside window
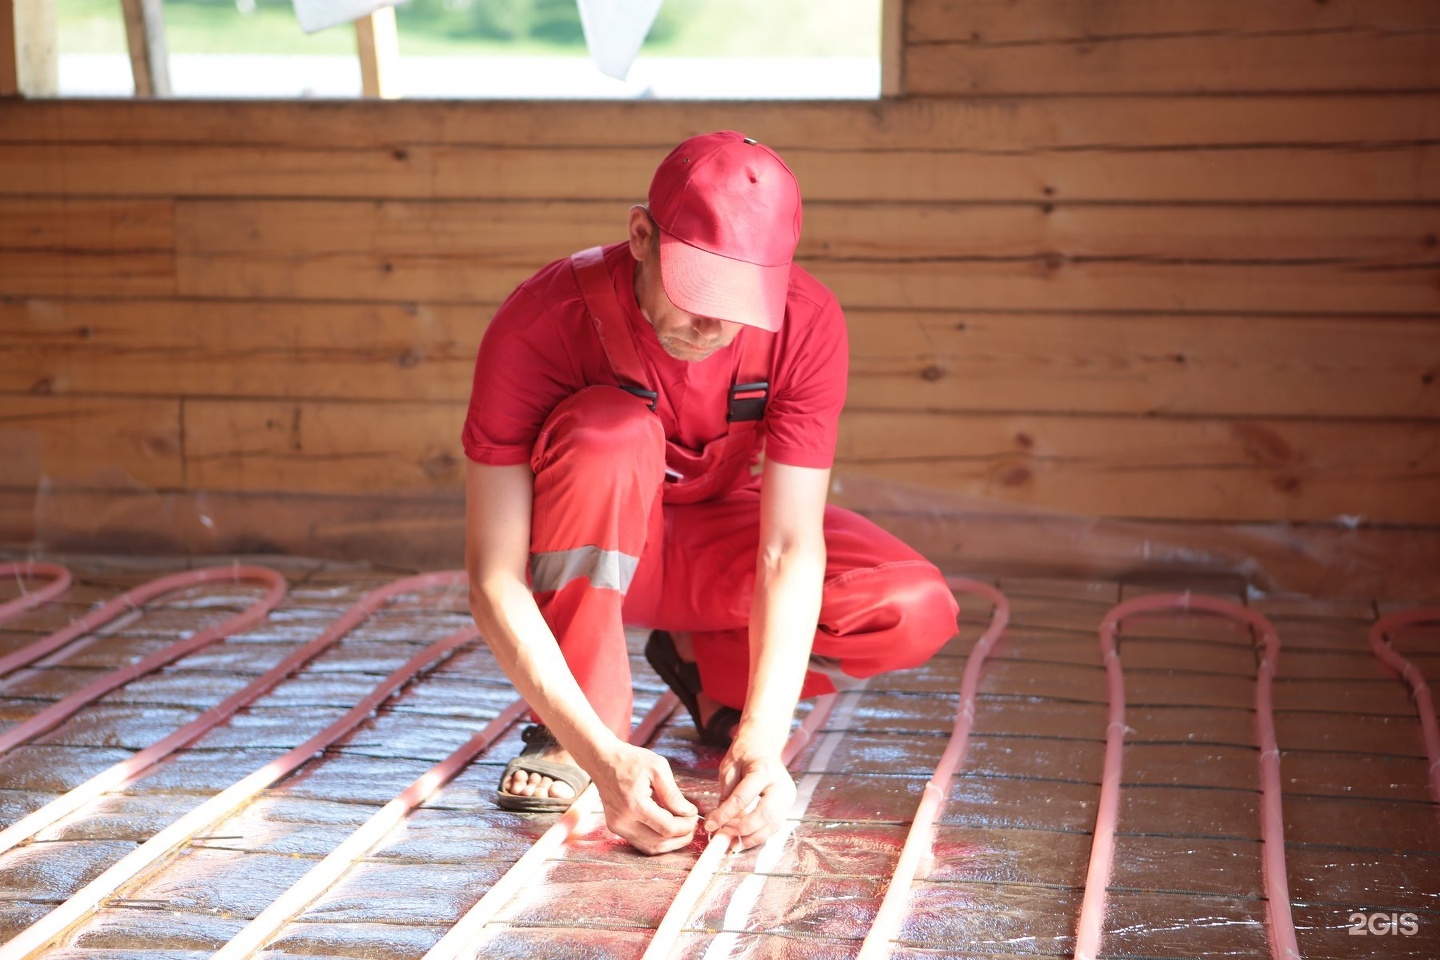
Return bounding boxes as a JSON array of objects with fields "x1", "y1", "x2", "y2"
[
  {"x1": 58, "y1": 0, "x2": 877, "y2": 57},
  {"x1": 402, "y1": 0, "x2": 685, "y2": 46}
]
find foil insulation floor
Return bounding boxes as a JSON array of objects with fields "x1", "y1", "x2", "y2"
[{"x1": 0, "y1": 555, "x2": 1436, "y2": 959}]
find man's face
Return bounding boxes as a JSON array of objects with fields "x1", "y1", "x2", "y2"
[{"x1": 628, "y1": 207, "x2": 743, "y2": 363}]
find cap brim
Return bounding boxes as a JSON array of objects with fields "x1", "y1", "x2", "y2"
[{"x1": 658, "y1": 231, "x2": 788, "y2": 332}]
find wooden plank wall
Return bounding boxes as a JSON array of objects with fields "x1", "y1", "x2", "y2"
[{"x1": 0, "y1": 0, "x2": 1438, "y2": 585}]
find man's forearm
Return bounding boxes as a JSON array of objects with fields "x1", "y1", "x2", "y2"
[
  {"x1": 732, "y1": 542, "x2": 826, "y2": 757},
  {"x1": 468, "y1": 575, "x2": 619, "y2": 771}
]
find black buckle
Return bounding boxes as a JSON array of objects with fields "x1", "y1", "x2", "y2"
[
  {"x1": 728, "y1": 381, "x2": 768, "y2": 422},
  {"x1": 622, "y1": 385, "x2": 659, "y2": 411}
]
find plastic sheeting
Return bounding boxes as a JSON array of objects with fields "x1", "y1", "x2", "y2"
[
  {"x1": 9, "y1": 471, "x2": 1438, "y2": 600},
  {"x1": 828, "y1": 472, "x2": 1440, "y2": 602}
]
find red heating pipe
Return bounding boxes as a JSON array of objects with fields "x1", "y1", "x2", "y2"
[
  {"x1": 422, "y1": 690, "x2": 681, "y2": 960},
  {"x1": 0, "y1": 624, "x2": 481, "y2": 960},
  {"x1": 855, "y1": 576, "x2": 1011, "y2": 960},
  {"x1": 213, "y1": 695, "x2": 531, "y2": 960},
  {"x1": 0, "y1": 565, "x2": 288, "y2": 755},
  {"x1": 0, "y1": 561, "x2": 73, "y2": 626},
  {"x1": 1072, "y1": 593, "x2": 1300, "y2": 960},
  {"x1": 1367, "y1": 607, "x2": 1440, "y2": 808},
  {"x1": 640, "y1": 690, "x2": 841, "y2": 960},
  {"x1": 0, "y1": 564, "x2": 283, "y2": 680},
  {"x1": 0, "y1": 570, "x2": 466, "y2": 858}
]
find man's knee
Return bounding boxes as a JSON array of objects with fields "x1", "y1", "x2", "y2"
[
  {"x1": 533, "y1": 386, "x2": 664, "y2": 475},
  {"x1": 889, "y1": 564, "x2": 960, "y2": 668},
  {"x1": 820, "y1": 557, "x2": 959, "y2": 677}
]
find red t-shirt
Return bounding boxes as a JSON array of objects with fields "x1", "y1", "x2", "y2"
[{"x1": 462, "y1": 242, "x2": 848, "y2": 471}]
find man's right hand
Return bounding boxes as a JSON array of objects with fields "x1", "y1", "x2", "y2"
[{"x1": 590, "y1": 741, "x2": 699, "y2": 855}]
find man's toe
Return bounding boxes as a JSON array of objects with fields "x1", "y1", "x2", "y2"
[{"x1": 499, "y1": 753, "x2": 584, "y2": 801}]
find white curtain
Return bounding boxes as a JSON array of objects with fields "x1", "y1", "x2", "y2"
[
  {"x1": 290, "y1": 0, "x2": 664, "y2": 80},
  {"x1": 292, "y1": 0, "x2": 402, "y2": 35},
  {"x1": 576, "y1": 0, "x2": 665, "y2": 79}
]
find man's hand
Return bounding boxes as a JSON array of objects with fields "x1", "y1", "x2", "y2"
[
  {"x1": 705, "y1": 750, "x2": 796, "y2": 851},
  {"x1": 590, "y1": 741, "x2": 700, "y2": 855}
]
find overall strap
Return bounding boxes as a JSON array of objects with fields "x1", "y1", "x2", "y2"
[
  {"x1": 570, "y1": 246, "x2": 658, "y2": 410},
  {"x1": 727, "y1": 325, "x2": 776, "y2": 426}
]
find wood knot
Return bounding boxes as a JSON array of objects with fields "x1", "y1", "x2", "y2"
[
  {"x1": 1014, "y1": 432, "x2": 1034, "y2": 449},
  {"x1": 397, "y1": 349, "x2": 421, "y2": 369},
  {"x1": 29, "y1": 377, "x2": 53, "y2": 394},
  {"x1": 422, "y1": 449, "x2": 459, "y2": 479},
  {"x1": 143, "y1": 434, "x2": 176, "y2": 457},
  {"x1": 920, "y1": 365, "x2": 944, "y2": 382},
  {"x1": 1232, "y1": 422, "x2": 1296, "y2": 466},
  {"x1": 999, "y1": 464, "x2": 1032, "y2": 487}
]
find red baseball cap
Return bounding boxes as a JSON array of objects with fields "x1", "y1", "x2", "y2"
[{"x1": 647, "y1": 131, "x2": 802, "y2": 332}]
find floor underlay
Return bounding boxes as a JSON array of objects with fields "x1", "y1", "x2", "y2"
[{"x1": 0, "y1": 554, "x2": 1436, "y2": 959}]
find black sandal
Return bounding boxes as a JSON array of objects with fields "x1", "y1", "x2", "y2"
[
  {"x1": 495, "y1": 725, "x2": 591, "y2": 813},
  {"x1": 644, "y1": 630, "x2": 741, "y2": 748}
]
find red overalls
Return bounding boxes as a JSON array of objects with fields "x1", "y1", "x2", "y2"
[{"x1": 527, "y1": 248, "x2": 960, "y2": 737}]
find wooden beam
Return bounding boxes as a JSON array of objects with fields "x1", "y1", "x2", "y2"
[
  {"x1": 166, "y1": 395, "x2": 1440, "y2": 523},
  {"x1": 120, "y1": 0, "x2": 170, "y2": 97},
  {"x1": 880, "y1": 0, "x2": 903, "y2": 97},
  {"x1": 355, "y1": 7, "x2": 400, "y2": 99},
  {"x1": 1, "y1": 0, "x2": 17, "y2": 96},
  {"x1": 8, "y1": 0, "x2": 56, "y2": 97},
  {"x1": 908, "y1": 0, "x2": 1440, "y2": 45},
  {"x1": 152, "y1": 197, "x2": 1440, "y2": 313},
  {"x1": 2, "y1": 140, "x2": 1436, "y2": 204},
  {"x1": 907, "y1": 30, "x2": 1440, "y2": 96},
  {"x1": 0, "y1": 395, "x2": 182, "y2": 491},
  {"x1": 6, "y1": 298, "x2": 1438, "y2": 421},
  {"x1": 2, "y1": 96, "x2": 1437, "y2": 150},
  {"x1": 0, "y1": 196, "x2": 176, "y2": 296},
  {"x1": 836, "y1": 411, "x2": 1440, "y2": 524},
  {"x1": 162, "y1": 197, "x2": 1440, "y2": 275}
]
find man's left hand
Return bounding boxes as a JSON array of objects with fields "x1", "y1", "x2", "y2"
[{"x1": 705, "y1": 750, "x2": 796, "y2": 850}]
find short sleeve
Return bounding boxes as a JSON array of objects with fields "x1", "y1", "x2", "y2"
[
  {"x1": 761, "y1": 283, "x2": 848, "y2": 469},
  {"x1": 461, "y1": 281, "x2": 583, "y2": 466}
]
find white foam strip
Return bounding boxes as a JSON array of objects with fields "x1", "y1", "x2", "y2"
[{"x1": 701, "y1": 685, "x2": 866, "y2": 960}]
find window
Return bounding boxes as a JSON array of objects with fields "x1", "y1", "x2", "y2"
[{"x1": 52, "y1": 0, "x2": 883, "y2": 99}]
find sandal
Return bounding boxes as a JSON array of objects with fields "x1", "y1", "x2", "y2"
[
  {"x1": 495, "y1": 725, "x2": 591, "y2": 813},
  {"x1": 644, "y1": 630, "x2": 741, "y2": 748}
]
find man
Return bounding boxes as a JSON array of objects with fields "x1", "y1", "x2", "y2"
[{"x1": 462, "y1": 131, "x2": 958, "y2": 855}]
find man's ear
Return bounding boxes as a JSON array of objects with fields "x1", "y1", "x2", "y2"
[{"x1": 627, "y1": 205, "x2": 653, "y2": 261}]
